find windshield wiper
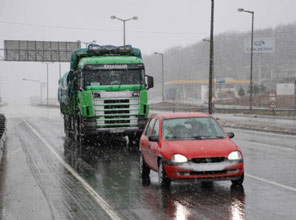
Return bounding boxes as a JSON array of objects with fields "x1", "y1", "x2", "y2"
[
  {"x1": 200, "y1": 135, "x2": 225, "y2": 139},
  {"x1": 191, "y1": 136, "x2": 203, "y2": 140},
  {"x1": 166, "y1": 136, "x2": 184, "y2": 140},
  {"x1": 214, "y1": 136, "x2": 225, "y2": 139}
]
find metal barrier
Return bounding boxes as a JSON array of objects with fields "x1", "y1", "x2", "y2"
[{"x1": 150, "y1": 105, "x2": 296, "y2": 116}]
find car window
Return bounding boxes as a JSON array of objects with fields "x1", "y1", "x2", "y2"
[
  {"x1": 162, "y1": 117, "x2": 226, "y2": 140},
  {"x1": 145, "y1": 118, "x2": 156, "y2": 137},
  {"x1": 151, "y1": 119, "x2": 159, "y2": 136}
]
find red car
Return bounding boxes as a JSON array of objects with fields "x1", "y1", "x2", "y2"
[{"x1": 139, "y1": 112, "x2": 244, "y2": 187}]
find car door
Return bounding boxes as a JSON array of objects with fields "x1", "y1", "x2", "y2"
[
  {"x1": 149, "y1": 118, "x2": 160, "y2": 170},
  {"x1": 140, "y1": 117, "x2": 156, "y2": 168}
]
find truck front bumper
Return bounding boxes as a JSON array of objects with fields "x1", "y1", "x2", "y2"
[{"x1": 82, "y1": 116, "x2": 147, "y2": 136}]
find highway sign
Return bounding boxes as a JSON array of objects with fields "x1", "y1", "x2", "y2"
[
  {"x1": 4, "y1": 40, "x2": 81, "y2": 62},
  {"x1": 244, "y1": 38, "x2": 275, "y2": 53}
]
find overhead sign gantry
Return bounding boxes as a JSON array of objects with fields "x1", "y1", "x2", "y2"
[{"x1": 3, "y1": 40, "x2": 81, "y2": 62}]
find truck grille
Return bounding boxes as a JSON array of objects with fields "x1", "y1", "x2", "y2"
[{"x1": 92, "y1": 91, "x2": 139, "y2": 127}]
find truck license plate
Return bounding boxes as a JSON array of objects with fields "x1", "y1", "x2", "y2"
[{"x1": 110, "y1": 128, "x2": 125, "y2": 133}]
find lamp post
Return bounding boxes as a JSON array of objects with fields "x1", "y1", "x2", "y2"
[
  {"x1": 42, "y1": 62, "x2": 53, "y2": 106},
  {"x1": 22, "y1": 78, "x2": 43, "y2": 105},
  {"x1": 154, "y1": 52, "x2": 164, "y2": 103},
  {"x1": 238, "y1": 8, "x2": 254, "y2": 111},
  {"x1": 110, "y1": 16, "x2": 138, "y2": 47},
  {"x1": 203, "y1": 36, "x2": 216, "y2": 111},
  {"x1": 208, "y1": 0, "x2": 215, "y2": 115}
]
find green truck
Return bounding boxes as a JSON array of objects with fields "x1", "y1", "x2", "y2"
[{"x1": 58, "y1": 44, "x2": 154, "y2": 146}]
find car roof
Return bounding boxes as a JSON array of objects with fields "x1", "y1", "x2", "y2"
[{"x1": 152, "y1": 112, "x2": 211, "y2": 119}]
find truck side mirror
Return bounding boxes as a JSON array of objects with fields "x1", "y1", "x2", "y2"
[{"x1": 145, "y1": 75, "x2": 154, "y2": 90}]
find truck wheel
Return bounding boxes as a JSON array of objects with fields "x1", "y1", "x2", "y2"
[
  {"x1": 158, "y1": 159, "x2": 171, "y2": 188},
  {"x1": 76, "y1": 114, "x2": 87, "y2": 146},
  {"x1": 128, "y1": 133, "x2": 141, "y2": 150},
  {"x1": 64, "y1": 116, "x2": 71, "y2": 138},
  {"x1": 140, "y1": 153, "x2": 150, "y2": 179},
  {"x1": 74, "y1": 117, "x2": 80, "y2": 142}
]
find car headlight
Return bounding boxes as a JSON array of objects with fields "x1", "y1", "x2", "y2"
[
  {"x1": 171, "y1": 154, "x2": 188, "y2": 163},
  {"x1": 228, "y1": 151, "x2": 242, "y2": 161}
]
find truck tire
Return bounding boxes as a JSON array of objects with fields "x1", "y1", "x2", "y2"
[
  {"x1": 128, "y1": 133, "x2": 141, "y2": 150},
  {"x1": 64, "y1": 116, "x2": 72, "y2": 138}
]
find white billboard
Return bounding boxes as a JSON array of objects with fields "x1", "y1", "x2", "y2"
[
  {"x1": 276, "y1": 83, "x2": 294, "y2": 95},
  {"x1": 244, "y1": 38, "x2": 275, "y2": 53}
]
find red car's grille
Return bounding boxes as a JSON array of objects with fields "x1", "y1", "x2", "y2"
[
  {"x1": 179, "y1": 169, "x2": 238, "y2": 176},
  {"x1": 191, "y1": 157, "x2": 226, "y2": 163}
]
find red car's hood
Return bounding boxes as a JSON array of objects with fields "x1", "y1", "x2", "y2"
[{"x1": 163, "y1": 138, "x2": 239, "y2": 160}]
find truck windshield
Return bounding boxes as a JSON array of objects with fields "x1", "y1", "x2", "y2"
[{"x1": 83, "y1": 69, "x2": 144, "y2": 87}]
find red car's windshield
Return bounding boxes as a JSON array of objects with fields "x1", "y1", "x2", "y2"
[{"x1": 162, "y1": 117, "x2": 226, "y2": 140}]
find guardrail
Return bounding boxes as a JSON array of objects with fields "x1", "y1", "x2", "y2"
[
  {"x1": 0, "y1": 114, "x2": 7, "y2": 164},
  {"x1": 150, "y1": 105, "x2": 296, "y2": 116}
]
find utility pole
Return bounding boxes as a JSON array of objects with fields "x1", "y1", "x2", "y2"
[{"x1": 208, "y1": 0, "x2": 215, "y2": 115}]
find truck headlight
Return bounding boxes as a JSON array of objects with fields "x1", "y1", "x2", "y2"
[
  {"x1": 132, "y1": 91, "x2": 139, "y2": 97},
  {"x1": 228, "y1": 151, "x2": 242, "y2": 161},
  {"x1": 93, "y1": 92, "x2": 101, "y2": 98},
  {"x1": 171, "y1": 154, "x2": 188, "y2": 163}
]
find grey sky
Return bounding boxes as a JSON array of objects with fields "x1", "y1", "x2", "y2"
[{"x1": 0, "y1": 0, "x2": 296, "y2": 102}]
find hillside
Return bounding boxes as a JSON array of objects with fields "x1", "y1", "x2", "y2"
[{"x1": 144, "y1": 23, "x2": 296, "y2": 98}]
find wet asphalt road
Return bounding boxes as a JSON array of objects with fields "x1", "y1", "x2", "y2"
[{"x1": 0, "y1": 105, "x2": 296, "y2": 220}]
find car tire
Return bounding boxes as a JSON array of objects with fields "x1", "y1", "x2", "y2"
[
  {"x1": 140, "y1": 153, "x2": 150, "y2": 179},
  {"x1": 158, "y1": 159, "x2": 171, "y2": 188},
  {"x1": 231, "y1": 172, "x2": 244, "y2": 185}
]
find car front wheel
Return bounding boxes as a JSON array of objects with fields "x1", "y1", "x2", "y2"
[
  {"x1": 231, "y1": 172, "x2": 244, "y2": 185},
  {"x1": 158, "y1": 159, "x2": 171, "y2": 188},
  {"x1": 140, "y1": 153, "x2": 150, "y2": 179}
]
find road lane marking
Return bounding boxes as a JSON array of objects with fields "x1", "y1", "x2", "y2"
[
  {"x1": 23, "y1": 120, "x2": 121, "y2": 220},
  {"x1": 246, "y1": 173, "x2": 296, "y2": 193},
  {"x1": 235, "y1": 140, "x2": 295, "y2": 152}
]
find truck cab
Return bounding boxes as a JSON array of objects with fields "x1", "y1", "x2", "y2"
[{"x1": 59, "y1": 45, "x2": 153, "y2": 146}]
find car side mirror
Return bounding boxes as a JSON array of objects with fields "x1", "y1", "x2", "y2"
[
  {"x1": 148, "y1": 135, "x2": 159, "y2": 142},
  {"x1": 227, "y1": 132, "x2": 235, "y2": 139},
  {"x1": 145, "y1": 75, "x2": 154, "y2": 90}
]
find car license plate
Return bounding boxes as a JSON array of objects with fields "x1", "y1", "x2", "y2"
[{"x1": 110, "y1": 128, "x2": 125, "y2": 133}]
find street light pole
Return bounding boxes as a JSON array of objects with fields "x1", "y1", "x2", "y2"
[
  {"x1": 110, "y1": 16, "x2": 138, "y2": 48},
  {"x1": 43, "y1": 62, "x2": 52, "y2": 106},
  {"x1": 154, "y1": 52, "x2": 164, "y2": 102},
  {"x1": 238, "y1": 8, "x2": 254, "y2": 111},
  {"x1": 22, "y1": 78, "x2": 43, "y2": 105},
  {"x1": 46, "y1": 63, "x2": 49, "y2": 106},
  {"x1": 208, "y1": 0, "x2": 215, "y2": 115}
]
